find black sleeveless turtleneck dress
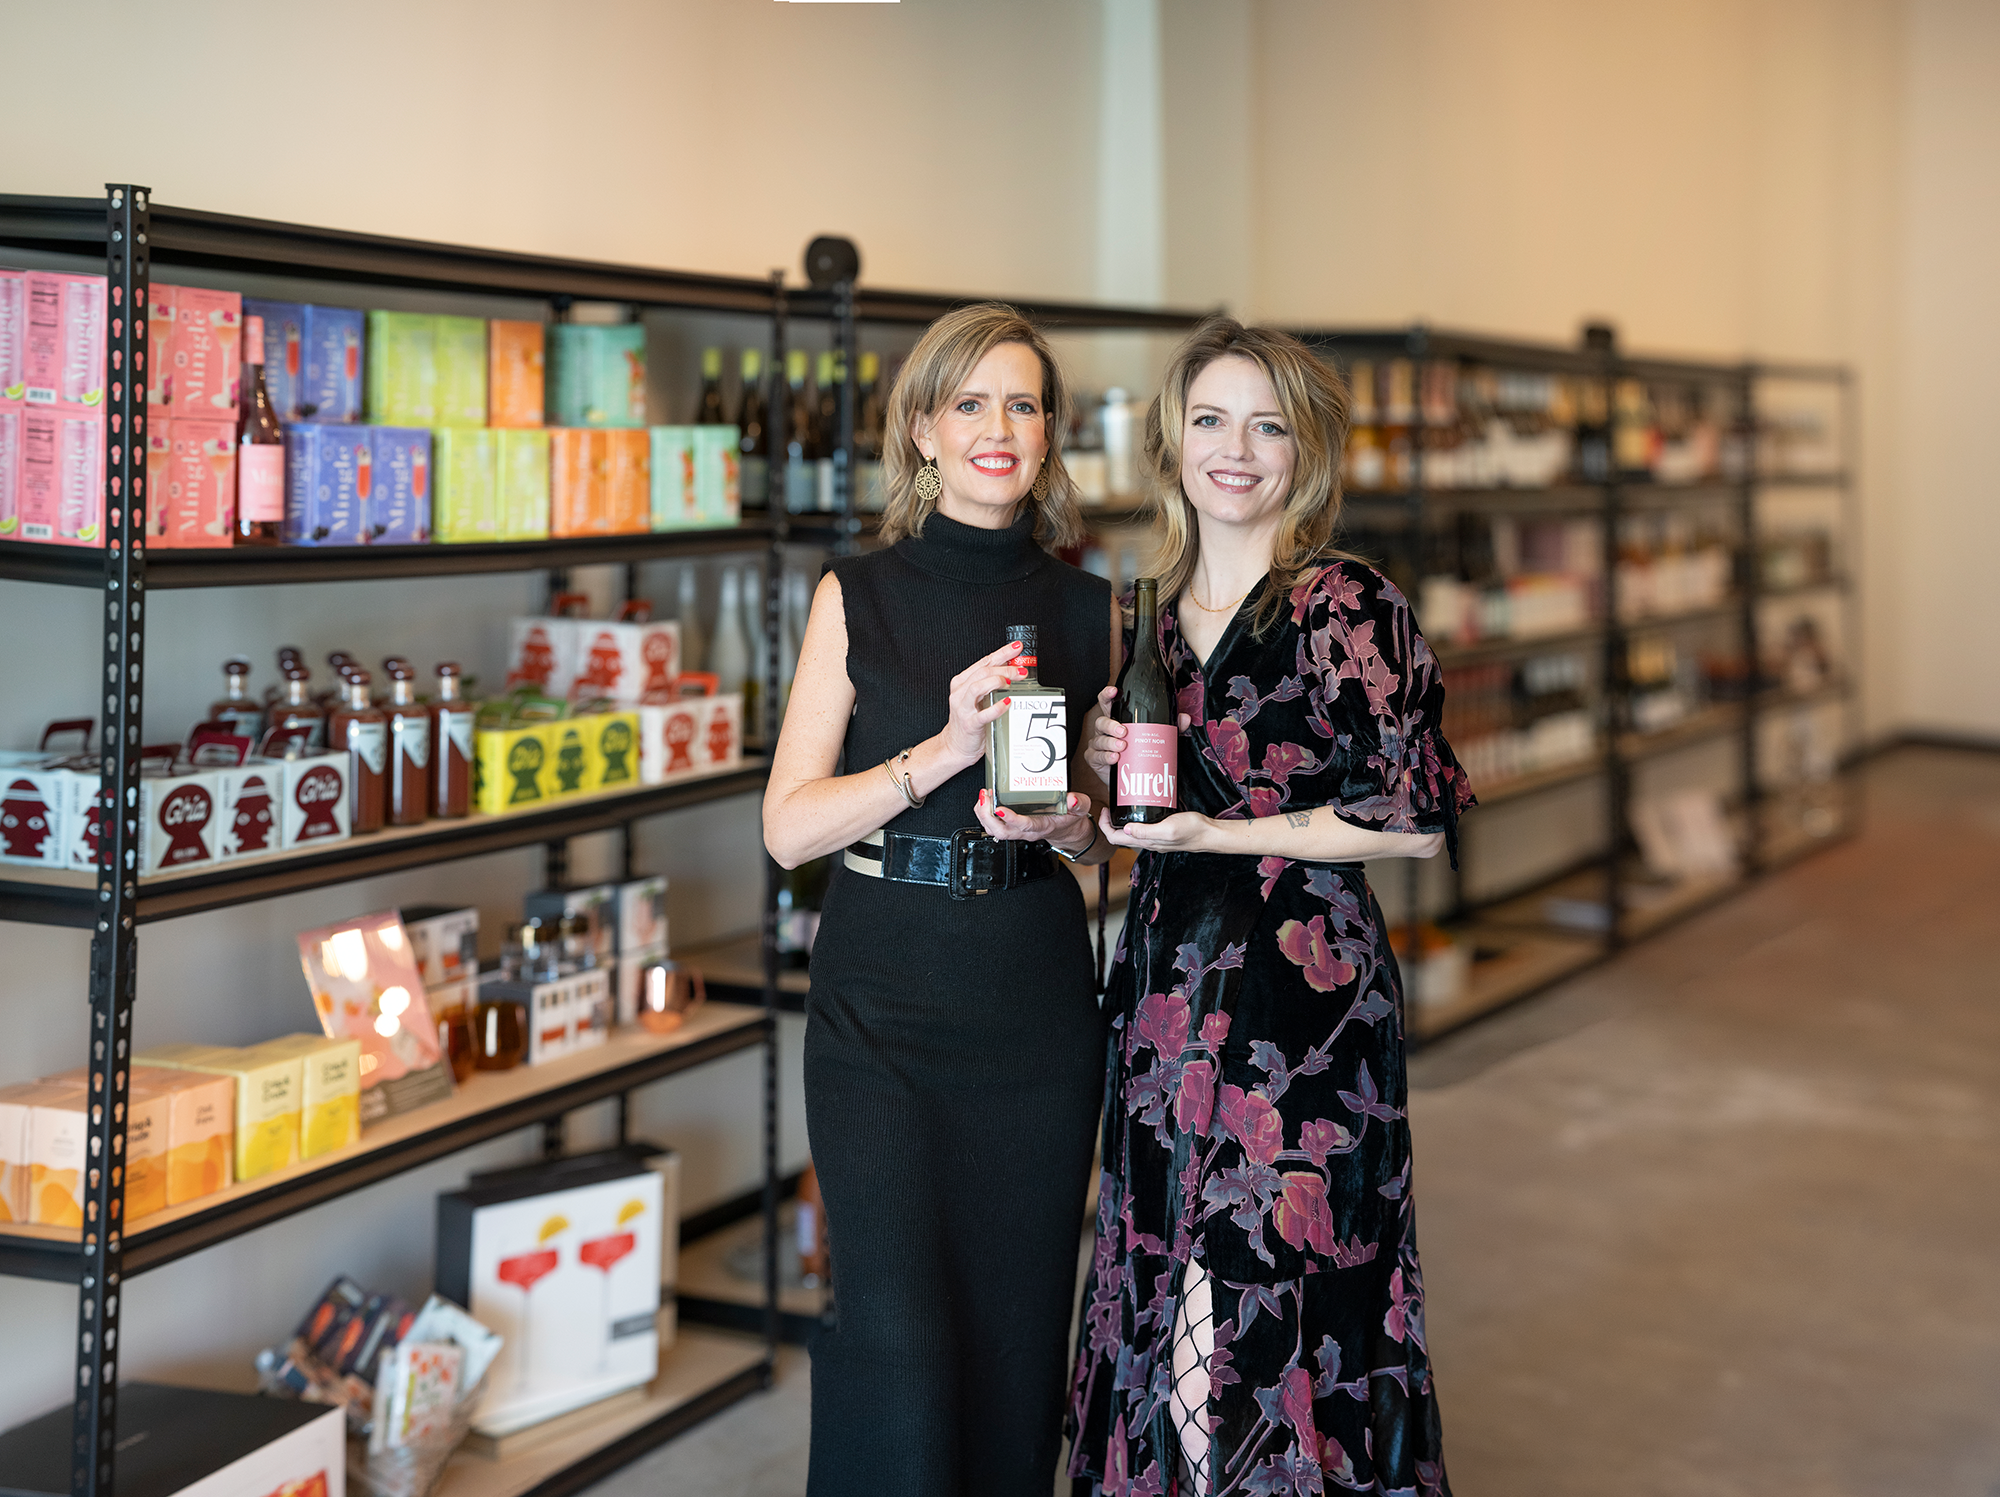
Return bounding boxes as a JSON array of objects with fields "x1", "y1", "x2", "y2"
[{"x1": 804, "y1": 510, "x2": 1112, "y2": 1496}]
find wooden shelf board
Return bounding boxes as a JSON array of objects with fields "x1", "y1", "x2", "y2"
[
  {"x1": 1410, "y1": 928, "x2": 1603, "y2": 1041},
  {"x1": 677, "y1": 1209, "x2": 830, "y2": 1323}
]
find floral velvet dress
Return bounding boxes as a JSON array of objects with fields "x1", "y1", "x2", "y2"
[{"x1": 1068, "y1": 561, "x2": 1475, "y2": 1497}]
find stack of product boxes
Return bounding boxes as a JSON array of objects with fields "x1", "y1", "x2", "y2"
[
  {"x1": 404, "y1": 904, "x2": 481, "y2": 1037},
  {"x1": 1, "y1": 267, "x2": 107, "y2": 546},
  {"x1": 0, "y1": 1033, "x2": 357, "y2": 1230},
  {"x1": 147, "y1": 283, "x2": 243, "y2": 546}
]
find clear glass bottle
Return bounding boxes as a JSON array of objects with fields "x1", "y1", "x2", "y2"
[
  {"x1": 984, "y1": 623, "x2": 1068, "y2": 813},
  {"x1": 710, "y1": 565, "x2": 750, "y2": 698},
  {"x1": 676, "y1": 564, "x2": 707, "y2": 676}
]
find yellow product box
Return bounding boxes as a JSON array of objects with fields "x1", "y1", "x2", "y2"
[
  {"x1": 138, "y1": 1045, "x2": 301, "y2": 1183},
  {"x1": 0, "y1": 1081, "x2": 71, "y2": 1223},
  {"x1": 582, "y1": 711, "x2": 641, "y2": 794},
  {"x1": 26, "y1": 1082, "x2": 88, "y2": 1227},
  {"x1": 32, "y1": 1069, "x2": 184, "y2": 1223},
  {"x1": 251, "y1": 1036, "x2": 362, "y2": 1160},
  {"x1": 546, "y1": 718, "x2": 595, "y2": 797},
  {"x1": 132, "y1": 1064, "x2": 234, "y2": 1205},
  {"x1": 475, "y1": 722, "x2": 555, "y2": 815}
]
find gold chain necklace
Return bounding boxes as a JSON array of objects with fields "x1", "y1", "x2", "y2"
[{"x1": 1186, "y1": 579, "x2": 1254, "y2": 613}]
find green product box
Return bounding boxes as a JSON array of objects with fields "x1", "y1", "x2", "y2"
[
  {"x1": 432, "y1": 428, "x2": 499, "y2": 543},
  {"x1": 366, "y1": 311, "x2": 437, "y2": 427},
  {"x1": 649, "y1": 426, "x2": 696, "y2": 531},
  {"x1": 433, "y1": 315, "x2": 490, "y2": 428},
  {"x1": 549, "y1": 325, "x2": 647, "y2": 428},
  {"x1": 692, "y1": 424, "x2": 741, "y2": 527},
  {"x1": 497, "y1": 428, "x2": 551, "y2": 541}
]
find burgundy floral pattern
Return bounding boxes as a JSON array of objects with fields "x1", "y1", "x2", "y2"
[{"x1": 1068, "y1": 562, "x2": 1475, "y2": 1496}]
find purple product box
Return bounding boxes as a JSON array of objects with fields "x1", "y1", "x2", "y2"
[
  {"x1": 367, "y1": 426, "x2": 431, "y2": 544},
  {"x1": 284, "y1": 422, "x2": 368, "y2": 545},
  {"x1": 301, "y1": 305, "x2": 365, "y2": 422},
  {"x1": 243, "y1": 298, "x2": 307, "y2": 422}
]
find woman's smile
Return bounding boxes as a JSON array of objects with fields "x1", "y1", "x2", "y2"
[{"x1": 971, "y1": 451, "x2": 1020, "y2": 475}]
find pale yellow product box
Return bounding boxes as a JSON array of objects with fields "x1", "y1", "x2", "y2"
[
  {"x1": 26, "y1": 1081, "x2": 88, "y2": 1227},
  {"x1": 43, "y1": 1068, "x2": 176, "y2": 1223},
  {"x1": 251, "y1": 1035, "x2": 362, "y2": 1160},
  {"x1": 136, "y1": 1044, "x2": 301, "y2": 1183},
  {"x1": 131, "y1": 1064, "x2": 235, "y2": 1205},
  {"x1": 0, "y1": 1081, "x2": 71, "y2": 1224}
]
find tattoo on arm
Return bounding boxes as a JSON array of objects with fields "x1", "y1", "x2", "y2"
[{"x1": 1284, "y1": 808, "x2": 1313, "y2": 829}]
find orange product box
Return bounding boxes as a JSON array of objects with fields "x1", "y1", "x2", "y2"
[
  {"x1": 604, "y1": 428, "x2": 650, "y2": 535},
  {"x1": 36, "y1": 1068, "x2": 187, "y2": 1222},
  {"x1": 0, "y1": 1081, "x2": 72, "y2": 1222},
  {"x1": 549, "y1": 428, "x2": 607, "y2": 537},
  {"x1": 489, "y1": 320, "x2": 546, "y2": 428},
  {"x1": 167, "y1": 286, "x2": 243, "y2": 419},
  {"x1": 26, "y1": 1080, "x2": 87, "y2": 1227},
  {"x1": 154, "y1": 418, "x2": 237, "y2": 547},
  {"x1": 136, "y1": 1065, "x2": 235, "y2": 1205}
]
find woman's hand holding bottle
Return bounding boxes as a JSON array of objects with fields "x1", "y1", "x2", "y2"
[
  {"x1": 975, "y1": 787, "x2": 1097, "y2": 851},
  {"x1": 939, "y1": 639, "x2": 1030, "y2": 767}
]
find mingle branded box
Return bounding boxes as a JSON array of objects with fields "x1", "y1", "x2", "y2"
[
  {"x1": 692, "y1": 425, "x2": 741, "y2": 526},
  {"x1": 167, "y1": 286, "x2": 242, "y2": 417},
  {"x1": 154, "y1": 418, "x2": 236, "y2": 547},
  {"x1": 137, "y1": 1045, "x2": 301, "y2": 1183},
  {"x1": 367, "y1": 310, "x2": 437, "y2": 427},
  {"x1": 605, "y1": 428, "x2": 650, "y2": 534},
  {"x1": 16, "y1": 407, "x2": 103, "y2": 545},
  {"x1": 367, "y1": 426, "x2": 431, "y2": 544},
  {"x1": 143, "y1": 280, "x2": 176, "y2": 407},
  {"x1": 433, "y1": 315, "x2": 488, "y2": 428},
  {"x1": 489, "y1": 319, "x2": 545, "y2": 427},
  {"x1": 648, "y1": 427, "x2": 696, "y2": 530},
  {"x1": 548, "y1": 324, "x2": 646, "y2": 428},
  {"x1": 243, "y1": 297, "x2": 307, "y2": 420},
  {"x1": 253, "y1": 1035, "x2": 361, "y2": 1160},
  {"x1": 548, "y1": 428, "x2": 605, "y2": 537},
  {"x1": 302, "y1": 304, "x2": 365, "y2": 421},
  {"x1": 0, "y1": 404, "x2": 21, "y2": 539},
  {"x1": 284, "y1": 421, "x2": 368, "y2": 546},
  {"x1": 497, "y1": 427, "x2": 550, "y2": 541},
  {"x1": 433, "y1": 426, "x2": 498, "y2": 543},
  {"x1": 21, "y1": 271, "x2": 105, "y2": 411}
]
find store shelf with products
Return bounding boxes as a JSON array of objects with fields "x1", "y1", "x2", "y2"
[
  {"x1": 1406, "y1": 925, "x2": 1604, "y2": 1042},
  {"x1": 0, "y1": 761, "x2": 770, "y2": 928},
  {"x1": 0, "y1": 1004, "x2": 769, "y2": 1284},
  {"x1": 676, "y1": 1204, "x2": 832, "y2": 1346},
  {"x1": 1618, "y1": 702, "x2": 1748, "y2": 761},
  {"x1": 1433, "y1": 623, "x2": 1604, "y2": 668}
]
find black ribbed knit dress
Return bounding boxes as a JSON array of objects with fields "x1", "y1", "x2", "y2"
[{"x1": 804, "y1": 509, "x2": 1111, "y2": 1495}]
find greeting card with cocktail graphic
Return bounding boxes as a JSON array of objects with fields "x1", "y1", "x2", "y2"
[{"x1": 441, "y1": 1163, "x2": 663, "y2": 1436}]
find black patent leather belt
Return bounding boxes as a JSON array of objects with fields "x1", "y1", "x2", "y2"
[{"x1": 844, "y1": 827, "x2": 1059, "y2": 900}]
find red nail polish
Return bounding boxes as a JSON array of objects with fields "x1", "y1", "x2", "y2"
[{"x1": 1003, "y1": 696, "x2": 1011, "y2": 706}]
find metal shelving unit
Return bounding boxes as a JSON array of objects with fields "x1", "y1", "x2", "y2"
[{"x1": 1294, "y1": 324, "x2": 1860, "y2": 1041}]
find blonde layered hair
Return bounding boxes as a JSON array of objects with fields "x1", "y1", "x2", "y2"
[
  {"x1": 880, "y1": 303, "x2": 1083, "y2": 551},
  {"x1": 1142, "y1": 318, "x2": 1352, "y2": 635}
]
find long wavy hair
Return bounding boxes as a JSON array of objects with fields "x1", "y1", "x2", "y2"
[
  {"x1": 880, "y1": 302, "x2": 1082, "y2": 551},
  {"x1": 1142, "y1": 317, "x2": 1352, "y2": 635}
]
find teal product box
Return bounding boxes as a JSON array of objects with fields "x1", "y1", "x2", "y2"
[
  {"x1": 433, "y1": 427, "x2": 498, "y2": 544},
  {"x1": 692, "y1": 425, "x2": 741, "y2": 526},
  {"x1": 649, "y1": 426, "x2": 696, "y2": 530},
  {"x1": 302, "y1": 305, "x2": 365, "y2": 422},
  {"x1": 367, "y1": 426, "x2": 431, "y2": 545},
  {"x1": 243, "y1": 299, "x2": 307, "y2": 421},
  {"x1": 283, "y1": 423, "x2": 368, "y2": 546},
  {"x1": 549, "y1": 325, "x2": 647, "y2": 428},
  {"x1": 367, "y1": 311, "x2": 436, "y2": 427},
  {"x1": 433, "y1": 315, "x2": 488, "y2": 428}
]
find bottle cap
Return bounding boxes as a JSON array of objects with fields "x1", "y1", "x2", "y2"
[
  {"x1": 741, "y1": 348, "x2": 762, "y2": 377},
  {"x1": 384, "y1": 657, "x2": 414, "y2": 681},
  {"x1": 435, "y1": 662, "x2": 460, "y2": 677},
  {"x1": 223, "y1": 657, "x2": 250, "y2": 676}
]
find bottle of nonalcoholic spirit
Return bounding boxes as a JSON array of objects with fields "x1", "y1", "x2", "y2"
[
  {"x1": 429, "y1": 663, "x2": 475, "y2": 820},
  {"x1": 984, "y1": 624, "x2": 1068, "y2": 814},
  {"x1": 1112, "y1": 578, "x2": 1177, "y2": 826},
  {"x1": 329, "y1": 669, "x2": 388, "y2": 834},
  {"x1": 209, "y1": 657, "x2": 265, "y2": 743},
  {"x1": 382, "y1": 657, "x2": 431, "y2": 827},
  {"x1": 266, "y1": 656, "x2": 326, "y2": 751}
]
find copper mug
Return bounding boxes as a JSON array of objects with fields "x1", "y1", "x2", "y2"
[{"x1": 636, "y1": 959, "x2": 706, "y2": 1034}]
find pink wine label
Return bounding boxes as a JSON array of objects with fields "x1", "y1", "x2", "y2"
[
  {"x1": 1116, "y1": 723, "x2": 1178, "y2": 808},
  {"x1": 239, "y1": 443, "x2": 285, "y2": 522}
]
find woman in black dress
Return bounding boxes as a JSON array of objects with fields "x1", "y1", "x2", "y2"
[
  {"x1": 765, "y1": 303, "x2": 1119, "y2": 1495},
  {"x1": 1068, "y1": 321, "x2": 1474, "y2": 1495}
]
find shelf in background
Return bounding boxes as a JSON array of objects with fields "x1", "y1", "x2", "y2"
[
  {"x1": 0, "y1": 527, "x2": 785, "y2": 590},
  {"x1": 0, "y1": 761, "x2": 770, "y2": 928},
  {"x1": 1756, "y1": 679, "x2": 1852, "y2": 713},
  {"x1": 1434, "y1": 624, "x2": 1603, "y2": 667},
  {"x1": 1756, "y1": 471, "x2": 1850, "y2": 487},
  {"x1": 1478, "y1": 862, "x2": 1743, "y2": 942},
  {"x1": 682, "y1": 933, "x2": 806, "y2": 1012},
  {"x1": 1469, "y1": 756, "x2": 1606, "y2": 808},
  {"x1": 0, "y1": 1003, "x2": 771, "y2": 1283},
  {"x1": 1758, "y1": 574, "x2": 1851, "y2": 600},
  {"x1": 1343, "y1": 485, "x2": 1606, "y2": 517},
  {"x1": 1617, "y1": 600, "x2": 1743, "y2": 633},
  {"x1": 1617, "y1": 480, "x2": 1742, "y2": 508},
  {"x1": 1619, "y1": 703, "x2": 1745, "y2": 761},
  {"x1": 677, "y1": 1207, "x2": 830, "y2": 1346},
  {"x1": 1409, "y1": 927, "x2": 1603, "y2": 1041},
  {"x1": 434, "y1": 1327, "x2": 769, "y2": 1497}
]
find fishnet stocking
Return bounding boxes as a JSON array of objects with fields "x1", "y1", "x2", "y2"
[{"x1": 1169, "y1": 1257, "x2": 1214, "y2": 1492}]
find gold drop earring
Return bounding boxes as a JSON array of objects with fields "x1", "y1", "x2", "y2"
[
  {"x1": 915, "y1": 455, "x2": 943, "y2": 502},
  {"x1": 1031, "y1": 462, "x2": 1052, "y2": 501}
]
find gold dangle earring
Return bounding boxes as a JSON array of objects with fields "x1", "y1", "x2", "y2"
[
  {"x1": 1031, "y1": 461, "x2": 1052, "y2": 501},
  {"x1": 915, "y1": 456, "x2": 943, "y2": 502}
]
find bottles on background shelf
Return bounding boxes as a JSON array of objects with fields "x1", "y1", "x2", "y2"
[
  {"x1": 736, "y1": 349, "x2": 769, "y2": 510},
  {"x1": 691, "y1": 347, "x2": 726, "y2": 425},
  {"x1": 675, "y1": 564, "x2": 708, "y2": 675},
  {"x1": 328, "y1": 669, "x2": 388, "y2": 835},
  {"x1": 429, "y1": 662, "x2": 475, "y2": 820},
  {"x1": 236, "y1": 314, "x2": 285, "y2": 546},
  {"x1": 1440, "y1": 653, "x2": 1598, "y2": 789},
  {"x1": 709, "y1": 566, "x2": 751, "y2": 699},
  {"x1": 1416, "y1": 513, "x2": 1602, "y2": 646},
  {"x1": 784, "y1": 350, "x2": 818, "y2": 513},
  {"x1": 382, "y1": 658, "x2": 431, "y2": 827}
]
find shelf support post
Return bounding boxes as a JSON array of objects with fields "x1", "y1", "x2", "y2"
[
  {"x1": 73, "y1": 182, "x2": 152, "y2": 1497},
  {"x1": 759, "y1": 270, "x2": 787, "y2": 1369}
]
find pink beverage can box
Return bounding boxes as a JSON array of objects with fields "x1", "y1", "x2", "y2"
[
  {"x1": 302, "y1": 305, "x2": 365, "y2": 422},
  {"x1": 144, "y1": 425, "x2": 170, "y2": 540},
  {"x1": 21, "y1": 272, "x2": 105, "y2": 411},
  {"x1": 242, "y1": 298, "x2": 306, "y2": 420},
  {"x1": 169, "y1": 287, "x2": 242, "y2": 417},
  {"x1": 366, "y1": 427, "x2": 431, "y2": 544},
  {"x1": 1, "y1": 270, "x2": 26, "y2": 401},
  {"x1": 17, "y1": 408, "x2": 103, "y2": 545},
  {"x1": 154, "y1": 419, "x2": 236, "y2": 547},
  {"x1": 0, "y1": 404, "x2": 19, "y2": 539},
  {"x1": 143, "y1": 283, "x2": 175, "y2": 406},
  {"x1": 283, "y1": 422, "x2": 368, "y2": 546},
  {"x1": 571, "y1": 619, "x2": 680, "y2": 706}
]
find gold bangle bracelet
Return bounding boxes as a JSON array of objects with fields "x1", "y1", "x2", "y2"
[{"x1": 882, "y1": 750, "x2": 924, "y2": 809}]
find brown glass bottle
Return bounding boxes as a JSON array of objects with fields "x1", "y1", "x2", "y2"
[
  {"x1": 329, "y1": 669, "x2": 388, "y2": 834},
  {"x1": 317, "y1": 651, "x2": 357, "y2": 712},
  {"x1": 382, "y1": 657, "x2": 431, "y2": 826},
  {"x1": 266, "y1": 659, "x2": 326, "y2": 750},
  {"x1": 429, "y1": 662, "x2": 475, "y2": 819},
  {"x1": 209, "y1": 658, "x2": 265, "y2": 744},
  {"x1": 236, "y1": 314, "x2": 285, "y2": 546}
]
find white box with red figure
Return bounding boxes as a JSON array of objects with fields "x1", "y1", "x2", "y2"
[
  {"x1": 215, "y1": 762, "x2": 284, "y2": 860},
  {"x1": 278, "y1": 752, "x2": 352, "y2": 851},
  {"x1": 0, "y1": 756, "x2": 67, "y2": 868},
  {"x1": 693, "y1": 694, "x2": 743, "y2": 773},
  {"x1": 637, "y1": 698, "x2": 704, "y2": 784}
]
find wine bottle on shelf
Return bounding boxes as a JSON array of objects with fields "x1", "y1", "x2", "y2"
[
  {"x1": 676, "y1": 564, "x2": 707, "y2": 674},
  {"x1": 692, "y1": 347, "x2": 726, "y2": 425},
  {"x1": 208, "y1": 657, "x2": 265, "y2": 743},
  {"x1": 1111, "y1": 577, "x2": 1177, "y2": 826},
  {"x1": 428, "y1": 662, "x2": 475, "y2": 819},
  {"x1": 983, "y1": 624, "x2": 1068, "y2": 814},
  {"x1": 710, "y1": 565, "x2": 750, "y2": 698},
  {"x1": 328, "y1": 669, "x2": 388, "y2": 834},
  {"x1": 856, "y1": 350, "x2": 885, "y2": 512},
  {"x1": 784, "y1": 350, "x2": 817, "y2": 514},
  {"x1": 736, "y1": 348, "x2": 769, "y2": 509},
  {"x1": 815, "y1": 350, "x2": 842, "y2": 512},
  {"x1": 382, "y1": 657, "x2": 431, "y2": 827},
  {"x1": 777, "y1": 569, "x2": 805, "y2": 718},
  {"x1": 236, "y1": 314, "x2": 285, "y2": 546}
]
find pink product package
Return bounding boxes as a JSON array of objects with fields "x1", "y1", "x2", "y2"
[
  {"x1": 20, "y1": 272, "x2": 105, "y2": 413},
  {"x1": 1, "y1": 270, "x2": 25, "y2": 401},
  {"x1": 16, "y1": 407, "x2": 103, "y2": 547},
  {"x1": 145, "y1": 283, "x2": 177, "y2": 407},
  {"x1": 0, "y1": 404, "x2": 20, "y2": 539},
  {"x1": 169, "y1": 288, "x2": 242, "y2": 418},
  {"x1": 153, "y1": 419, "x2": 236, "y2": 548}
]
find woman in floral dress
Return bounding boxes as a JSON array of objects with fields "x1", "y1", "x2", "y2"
[{"x1": 1068, "y1": 321, "x2": 1475, "y2": 1497}]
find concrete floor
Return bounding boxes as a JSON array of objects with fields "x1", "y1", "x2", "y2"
[{"x1": 593, "y1": 745, "x2": 2000, "y2": 1496}]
